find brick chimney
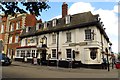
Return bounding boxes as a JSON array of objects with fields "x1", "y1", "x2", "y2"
[{"x1": 62, "y1": 2, "x2": 68, "y2": 18}]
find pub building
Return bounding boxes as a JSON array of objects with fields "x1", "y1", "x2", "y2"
[{"x1": 15, "y1": 2, "x2": 112, "y2": 69}]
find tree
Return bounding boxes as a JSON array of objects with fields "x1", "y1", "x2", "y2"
[{"x1": 0, "y1": 1, "x2": 50, "y2": 17}]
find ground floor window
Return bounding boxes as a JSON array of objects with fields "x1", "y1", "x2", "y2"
[
  {"x1": 32, "y1": 50, "x2": 35, "y2": 57},
  {"x1": 27, "y1": 50, "x2": 31, "y2": 57},
  {"x1": 21, "y1": 50, "x2": 25, "y2": 57},
  {"x1": 66, "y1": 49, "x2": 72, "y2": 58},
  {"x1": 16, "y1": 50, "x2": 20, "y2": 57},
  {"x1": 90, "y1": 48, "x2": 97, "y2": 60},
  {"x1": 36, "y1": 50, "x2": 39, "y2": 57},
  {"x1": 52, "y1": 49, "x2": 56, "y2": 58}
]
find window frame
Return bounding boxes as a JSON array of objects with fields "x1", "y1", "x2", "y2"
[
  {"x1": 52, "y1": 19, "x2": 57, "y2": 27},
  {"x1": 15, "y1": 35, "x2": 19, "y2": 43},
  {"x1": 66, "y1": 32, "x2": 71, "y2": 42},
  {"x1": 52, "y1": 49, "x2": 56, "y2": 58},
  {"x1": 9, "y1": 36, "x2": 13, "y2": 44},
  {"x1": 66, "y1": 49, "x2": 72, "y2": 58},
  {"x1": 27, "y1": 50, "x2": 31, "y2": 57},
  {"x1": 16, "y1": 50, "x2": 20, "y2": 57},
  {"x1": 44, "y1": 22, "x2": 47, "y2": 29},
  {"x1": 85, "y1": 29, "x2": 92, "y2": 40},
  {"x1": 90, "y1": 48, "x2": 97, "y2": 60},
  {"x1": 32, "y1": 50, "x2": 35, "y2": 57},
  {"x1": 52, "y1": 33, "x2": 56, "y2": 44},
  {"x1": 16, "y1": 21, "x2": 20, "y2": 30},
  {"x1": 21, "y1": 50, "x2": 25, "y2": 57},
  {"x1": 10, "y1": 23, "x2": 14, "y2": 31},
  {"x1": 1, "y1": 24, "x2": 4, "y2": 33},
  {"x1": 65, "y1": 15, "x2": 70, "y2": 24}
]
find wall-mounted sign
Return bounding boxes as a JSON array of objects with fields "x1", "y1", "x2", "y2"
[
  {"x1": 27, "y1": 38, "x2": 35, "y2": 43},
  {"x1": 79, "y1": 42, "x2": 87, "y2": 46},
  {"x1": 69, "y1": 42, "x2": 87, "y2": 46}
]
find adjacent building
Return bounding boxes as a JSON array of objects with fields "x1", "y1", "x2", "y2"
[
  {"x1": 0, "y1": 13, "x2": 37, "y2": 59},
  {"x1": 15, "y1": 3, "x2": 112, "y2": 68}
]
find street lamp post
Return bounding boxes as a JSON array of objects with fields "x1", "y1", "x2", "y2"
[
  {"x1": 40, "y1": 35, "x2": 47, "y2": 66},
  {"x1": 40, "y1": 38, "x2": 43, "y2": 66},
  {"x1": 56, "y1": 32, "x2": 59, "y2": 68},
  {"x1": 105, "y1": 48, "x2": 110, "y2": 71}
]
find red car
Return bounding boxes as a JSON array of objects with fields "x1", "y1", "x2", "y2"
[{"x1": 115, "y1": 62, "x2": 120, "y2": 69}]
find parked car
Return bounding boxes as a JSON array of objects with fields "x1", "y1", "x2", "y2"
[{"x1": 0, "y1": 53, "x2": 12, "y2": 66}]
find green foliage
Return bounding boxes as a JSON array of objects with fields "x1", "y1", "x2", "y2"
[{"x1": 0, "y1": 2, "x2": 50, "y2": 17}]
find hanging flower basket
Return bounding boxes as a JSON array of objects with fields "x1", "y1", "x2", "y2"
[{"x1": 58, "y1": 52, "x2": 61, "y2": 54}]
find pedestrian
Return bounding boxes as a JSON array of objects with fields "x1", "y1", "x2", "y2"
[{"x1": 102, "y1": 58, "x2": 107, "y2": 69}]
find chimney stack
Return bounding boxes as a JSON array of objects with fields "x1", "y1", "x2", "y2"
[{"x1": 62, "y1": 2, "x2": 68, "y2": 18}]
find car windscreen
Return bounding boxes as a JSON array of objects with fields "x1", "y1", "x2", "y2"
[
  {"x1": 0, "y1": 54, "x2": 2, "y2": 60},
  {"x1": 0, "y1": 54, "x2": 7, "y2": 60}
]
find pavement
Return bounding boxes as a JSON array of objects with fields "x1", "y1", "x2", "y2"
[{"x1": 11, "y1": 60, "x2": 118, "y2": 73}]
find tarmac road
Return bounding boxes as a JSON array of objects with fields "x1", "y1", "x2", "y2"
[{"x1": 1, "y1": 61, "x2": 119, "y2": 79}]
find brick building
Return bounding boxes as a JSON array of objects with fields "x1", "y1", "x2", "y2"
[{"x1": 0, "y1": 13, "x2": 38, "y2": 59}]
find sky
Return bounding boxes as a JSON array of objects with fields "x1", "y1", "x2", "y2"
[
  {"x1": 0, "y1": 1, "x2": 119, "y2": 53},
  {"x1": 39, "y1": 2, "x2": 119, "y2": 53}
]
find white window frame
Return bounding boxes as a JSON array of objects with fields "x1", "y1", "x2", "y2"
[
  {"x1": 15, "y1": 35, "x2": 19, "y2": 43},
  {"x1": 32, "y1": 50, "x2": 35, "y2": 57},
  {"x1": 9, "y1": 36, "x2": 12, "y2": 44},
  {"x1": 26, "y1": 27, "x2": 31, "y2": 32},
  {"x1": 10, "y1": 23, "x2": 14, "y2": 31},
  {"x1": 65, "y1": 15, "x2": 70, "y2": 24},
  {"x1": 16, "y1": 21, "x2": 20, "y2": 30},
  {"x1": 44, "y1": 22, "x2": 47, "y2": 29},
  {"x1": 85, "y1": 29, "x2": 92, "y2": 40},
  {"x1": 36, "y1": 23, "x2": 39, "y2": 30},
  {"x1": 90, "y1": 48, "x2": 97, "y2": 60},
  {"x1": 16, "y1": 50, "x2": 20, "y2": 57},
  {"x1": 52, "y1": 19, "x2": 57, "y2": 27},
  {"x1": 52, "y1": 33, "x2": 56, "y2": 44},
  {"x1": 1, "y1": 24, "x2": 4, "y2": 33},
  {"x1": 52, "y1": 49, "x2": 56, "y2": 58},
  {"x1": 27, "y1": 50, "x2": 31, "y2": 57},
  {"x1": 66, "y1": 32, "x2": 71, "y2": 42},
  {"x1": 66, "y1": 49, "x2": 72, "y2": 58},
  {"x1": 21, "y1": 50, "x2": 25, "y2": 57}
]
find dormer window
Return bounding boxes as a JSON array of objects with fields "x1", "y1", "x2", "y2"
[
  {"x1": 10, "y1": 23, "x2": 14, "y2": 31},
  {"x1": 36, "y1": 23, "x2": 39, "y2": 30},
  {"x1": 52, "y1": 19, "x2": 57, "y2": 27},
  {"x1": 26, "y1": 27, "x2": 31, "y2": 32},
  {"x1": 36, "y1": 23, "x2": 42, "y2": 30},
  {"x1": 65, "y1": 15, "x2": 70, "y2": 24},
  {"x1": 44, "y1": 22, "x2": 47, "y2": 29}
]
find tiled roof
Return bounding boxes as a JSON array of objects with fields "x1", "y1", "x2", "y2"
[{"x1": 20, "y1": 11, "x2": 109, "y2": 42}]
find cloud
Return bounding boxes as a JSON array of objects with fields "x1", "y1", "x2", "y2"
[
  {"x1": 68, "y1": 2, "x2": 95, "y2": 15},
  {"x1": 93, "y1": 9, "x2": 118, "y2": 36},
  {"x1": 113, "y1": 5, "x2": 118, "y2": 13}
]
